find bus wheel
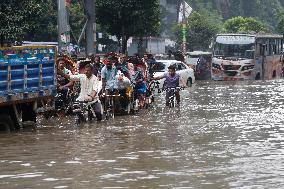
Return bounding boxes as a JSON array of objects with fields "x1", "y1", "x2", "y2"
[
  {"x1": 0, "y1": 114, "x2": 15, "y2": 132},
  {"x1": 255, "y1": 73, "x2": 261, "y2": 80},
  {"x1": 187, "y1": 78, "x2": 192, "y2": 87}
]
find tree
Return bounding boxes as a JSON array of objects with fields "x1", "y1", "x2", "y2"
[
  {"x1": 25, "y1": 0, "x2": 58, "y2": 42},
  {"x1": 95, "y1": 0, "x2": 160, "y2": 53},
  {"x1": 224, "y1": 16, "x2": 270, "y2": 33},
  {"x1": 0, "y1": 0, "x2": 45, "y2": 45},
  {"x1": 277, "y1": 11, "x2": 284, "y2": 34},
  {"x1": 174, "y1": 11, "x2": 220, "y2": 51},
  {"x1": 131, "y1": 0, "x2": 160, "y2": 56},
  {"x1": 69, "y1": 1, "x2": 87, "y2": 45}
]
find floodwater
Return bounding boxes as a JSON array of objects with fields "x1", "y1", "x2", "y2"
[{"x1": 1, "y1": 80, "x2": 284, "y2": 189}]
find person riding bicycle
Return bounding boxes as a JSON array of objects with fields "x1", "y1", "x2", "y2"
[
  {"x1": 58, "y1": 64, "x2": 103, "y2": 121},
  {"x1": 101, "y1": 57, "x2": 120, "y2": 112},
  {"x1": 56, "y1": 57, "x2": 74, "y2": 111},
  {"x1": 101, "y1": 56, "x2": 118, "y2": 93},
  {"x1": 117, "y1": 54, "x2": 130, "y2": 79},
  {"x1": 115, "y1": 70, "x2": 132, "y2": 111},
  {"x1": 131, "y1": 62, "x2": 147, "y2": 108},
  {"x1": 151, "y1": 65, "x2": 183, "y2": 106}
]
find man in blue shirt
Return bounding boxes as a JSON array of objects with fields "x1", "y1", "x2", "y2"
[{"x1": 101, "y1": 58, "x2": 117, "y2": 93}]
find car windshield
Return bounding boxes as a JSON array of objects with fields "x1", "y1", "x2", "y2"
[
  {"x1": 214, "y1": 43, "x2": 255, "y2": 59},
  {"x1": 152, "y1": 62, "x2": 168, "y2": 72}
]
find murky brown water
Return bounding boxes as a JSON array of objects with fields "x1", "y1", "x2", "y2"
[{"x1": 1, "y1": 80, "x2": 284, "y2": 189}]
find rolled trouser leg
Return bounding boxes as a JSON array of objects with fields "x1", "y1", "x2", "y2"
[
  {"x1": 165, "y1": 91, "x2": 170, "y2": 106},
  {"x1": 92, "y1": 102, "x2": 103, "y2": 121},
  {"x1": 176, "y1": 91, "x2": 180, "y2": 105}
]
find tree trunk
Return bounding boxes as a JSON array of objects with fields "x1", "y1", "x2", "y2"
[
  {"x1": 121, "y1": 35, "x2": 129, "y2": 54},
  {"x1": 0, "y1": 35, "x2": 3, "y2": 47},
  {"x1": 117, "y1": 36, "x2": 122, "y2": 52},
  {"x1": 137, "y1": 36, "x2": 144, "y2": 58}
]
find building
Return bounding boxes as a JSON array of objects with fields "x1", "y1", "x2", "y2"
[{"x1": 127, "y1": 0, "x2": 180, "y2": 55}]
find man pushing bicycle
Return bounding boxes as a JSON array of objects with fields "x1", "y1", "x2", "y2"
[
  {"x1": 151, "y1": 65, "x2": 184, "y2": 107},
  {"x1": 57, "y1": 64, "x2": 103, "y2": 121}
]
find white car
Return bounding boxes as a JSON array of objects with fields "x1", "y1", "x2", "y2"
[{"x1": 152, "y1": 60, "x2": 195, "y2": 89}]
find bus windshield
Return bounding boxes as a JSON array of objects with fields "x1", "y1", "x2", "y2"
[{"x1": 214, "y1": 43, "x2": 255, "y2": 59}]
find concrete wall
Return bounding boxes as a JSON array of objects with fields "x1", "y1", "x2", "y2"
[{"x1": 127, "y1": 38, "x2": 166, "y2": 56}]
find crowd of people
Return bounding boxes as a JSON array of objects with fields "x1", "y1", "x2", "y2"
[{"x1": 55, "y1": 52, "x2": 184, "y2": 122}]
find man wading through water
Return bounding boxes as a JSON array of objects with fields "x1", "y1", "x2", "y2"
[
  {"x1": 151, "y1": 65, "x2": 184, "y2": 106},
  {"x1": 58, "y1": 64, "x2": 103, "y2": 121}
]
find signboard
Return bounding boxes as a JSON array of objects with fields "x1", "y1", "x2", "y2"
[{"x1": 216, "y1": 35, "x2": 255, "y2": 44}]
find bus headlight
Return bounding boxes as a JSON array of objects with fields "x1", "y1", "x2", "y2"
[
  {"x1": 241, "y1": 65, "x2": 254, "y2": 71},
  {"x1": 212, "y1": 63, "x2": 221, "y2": 70}
]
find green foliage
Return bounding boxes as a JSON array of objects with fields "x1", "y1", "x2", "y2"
[
  {"x1": 69, "y1": 1, "x2": 86, "y2": 44},
  {"x1": 27, "y1": 0, "x2": 57, "y2": 42},
  {"x1": 185, "y1": 0, "x2": 284, "y2": 32},
  {"x1": 277, "y1": 11, "x2": 284, "y2": 34},
  {"x1": 174, "y1": 11, "x2": 220, "y2": 51},
  {"x1": 224, "y1": 16, "x2": 269, "y2": 33},
  {"x1": 96, "y1": 0, "x2": 160, "y2": 53},
  {"x1": 0, "y1": 0, "x2": 45, "y2": 44}
]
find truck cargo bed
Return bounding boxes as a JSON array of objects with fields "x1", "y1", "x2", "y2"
[{"x1": 0, "y1": 46, "x2": 57, "y2": 106}]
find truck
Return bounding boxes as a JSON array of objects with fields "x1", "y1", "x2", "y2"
[{"x1": 0, "y1": 45, "x2": 57, "y2": 131}]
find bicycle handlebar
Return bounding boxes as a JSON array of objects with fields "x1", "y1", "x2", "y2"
[
  {"x1": 166, "y1": 87, "x2": 184, "y2": 91},
  {"x1": 102, "y1": 93, "x2": 121, "y2": 97}
]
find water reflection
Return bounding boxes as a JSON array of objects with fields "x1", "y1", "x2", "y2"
[{"x1": 0, "y1": 80, "x2": 284, "y2": 188}]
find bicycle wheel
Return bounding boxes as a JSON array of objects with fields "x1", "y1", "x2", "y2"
[
  {"x1": 75, "y1": 113, "x2": 85, "y2": 124},
  {"x1": 134, "y1": 99, "x2": 139, "y2": 111},
  {"x1": 110, "y1": 97, "x2": 115, "y2": 119},
  {"x1": 169, "y1": 93, "x2": 175, "y2": 108},
  {"x1": 105, "y1": 109, "x2": 110, "y2": 120},
  {"x1": 105, "y1": 96, "x2": 115, "y2": 120}
]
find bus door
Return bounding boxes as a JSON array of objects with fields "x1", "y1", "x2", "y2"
[
  {"x1": 259, "y1": 43, "x2": 266, "y2": 80},
  {"x1": 255, "y1": 43, "x2": 265, "y2": 80}
]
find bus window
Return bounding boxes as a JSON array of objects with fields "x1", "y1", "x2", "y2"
[{"x1": 213, "y1": 43, "x2": 255, "y2": 59}]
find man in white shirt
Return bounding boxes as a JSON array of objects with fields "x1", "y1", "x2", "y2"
[{"x1": 58, "y1": 64, "x2": 103, "y2": 121}]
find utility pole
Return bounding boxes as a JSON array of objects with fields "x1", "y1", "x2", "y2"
[
  {"x1": 181, "y1": 0, "x2": 187, "y2": 54},
  {"x1": 57, "y1": 0, "x2": 96, "y2": 56},
  {"x1": 84, "y1": 0, "x2": 96, "y2": 55},
  {"x1": 57, "y1": 0, "x2": 70, "y2": 54}
]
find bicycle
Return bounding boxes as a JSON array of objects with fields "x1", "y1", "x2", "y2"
[
  {"x1": 145, "y1": 81, "x2": 160, "y2": 108},
  {"x1": 72, "y1": 100, "x2": 99, "y2": 124},
  {"x1": 130, "y1": 88, "x2": 140, "y2": 114},
  {"x1": 42, "y1": 88, "x2": 77, "y2": 119},
  {"x1": 102, "y1": 93, "x2": 120, "y2": 120},
  {"x1": 166, "y1": 87, "x2": 183, "y2": 108}
]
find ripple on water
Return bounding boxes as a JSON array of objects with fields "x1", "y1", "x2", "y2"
[{"x1": 1, "y1": 80, "x2": 284, "y2": 188}]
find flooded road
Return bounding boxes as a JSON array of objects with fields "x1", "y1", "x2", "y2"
[{"x1": 1, "y1": 80, "x2": 284, "y2": 189}]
